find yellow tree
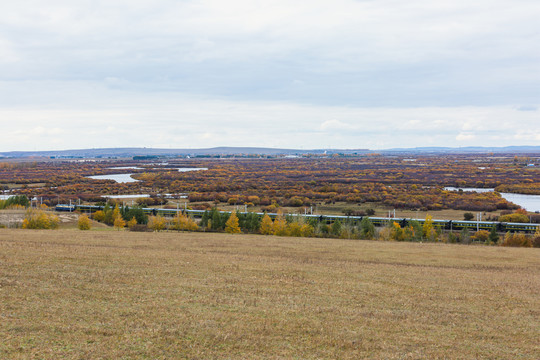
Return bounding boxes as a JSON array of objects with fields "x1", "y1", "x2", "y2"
[
  {"x1": 127, "y1": 217, "x2": 137, "y2": 229},
  {"x1": 148, "y1": 215, "x2": 167, "y2": 232},
  {"x1": 78, "y1": 214, "x2": 91, "y2": 230},
  {"x1": 113, "y1": 215, "x2": 126, "y2": 230},
  {"x1": 171, "y1": 212, "x2": 199, "y2": 231},
  {"x1": 225, "y1": 212, "x2": 241, "y2": 234},
  {"x1": 272, "y1": 212, "x2": 288, "y2": 236},
  {"x1": 423, "y1": 215, "x2": 434, "y2": 240},
  {"x1": 260, "y1": 214, "x2": 274, "y2": 235},
  {"x1": 93, "y1": 210, "x2": 105, "y2": 222}
]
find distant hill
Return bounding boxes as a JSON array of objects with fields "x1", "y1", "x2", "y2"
[
  {"x1": 1, "y1": 146, "x2": 540, "y2": 158},
  {"x1": 383, "y1": 146, "x2": 540, "y2": 154},
  {"x1": 0, "y1": 147, "x2": 369, "y2": 158}
]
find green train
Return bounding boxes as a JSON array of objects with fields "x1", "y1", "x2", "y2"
[{"x1": 61, "y1": 204, "x2": 540, "y2": 233}]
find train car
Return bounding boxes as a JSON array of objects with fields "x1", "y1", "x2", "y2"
[
  {"x1": 55, "y1": 204, "x2": 76, "y2": 212},
  {"x1": 503, "y1": 222, "x2": 539, "y2": 233},
  {"x1": 58, "y1": 203, "x2": 540, "y2": 234}
]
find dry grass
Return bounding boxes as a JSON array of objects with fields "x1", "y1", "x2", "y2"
[{"x1": 0, "y1": 229, "x2": 538, "y2": 359}]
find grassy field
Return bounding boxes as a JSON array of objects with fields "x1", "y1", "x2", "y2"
[{"x1": 1, "y1": 229, "x2": 538, "y2": 359}]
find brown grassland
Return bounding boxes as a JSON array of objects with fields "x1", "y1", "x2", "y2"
[{"x1": 1, "y1": 229, "x2": 539, "y2": 359}]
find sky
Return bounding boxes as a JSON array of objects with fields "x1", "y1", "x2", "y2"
[{"x1": 1, "y1": 0, "x2": 539, "y2": 151}]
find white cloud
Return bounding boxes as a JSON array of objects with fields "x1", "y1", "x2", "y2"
[
  {"x1": 456, "y1": 132, "x2": 476, "y2": 141},
  {"x1": 0, "y1": 1, "x2": 539, "y2": 150},
  {"x1": 320, "y1": 119, "x2": 354, "y2": 131},
  {"x1": 0, "y1": 81, "x2": 539, "y2": 151}
]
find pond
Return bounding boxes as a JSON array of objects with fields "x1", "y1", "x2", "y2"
[
  {"x1": 177, "y1": 167, "x2": 208, "y2": 172},
  {"x1": 109, "y1": 166, "x2": 145, "y2": 170},
  {"x1": 87, "y1": 167, "x2": 207, "y2": 183},
  {"x1": 101, "y1": 194, "x2": 150, "y2": 199},
  {"x1": 87, "y1": 174, "x2": 140, "y2": 183},
  {"x1": 444, "y1": 187, "x2": 540, "y2": 212},
  {"x1": 444, "y1": 187, "x2": 495, "y2": 193},
  {"x1": 499, "y1": 193, "x2": 540, "y2": 213}
]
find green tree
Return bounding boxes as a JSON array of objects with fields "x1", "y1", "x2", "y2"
[
  {"x1": 463, "y1": 212, "x2": 474, "y2": 221},
  {"x1": 359, "y1": 217, "x2": 375, "y2": 239},
  {"x1": 331, "y1": 220, "x2": 342, "y2": 237},
  {"x1": 488, "y1": 225, "x2": 499, "y2": 244}
]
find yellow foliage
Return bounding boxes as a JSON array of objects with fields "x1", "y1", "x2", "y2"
[
  {"x1": 148, "y1": 215, "x2": 167, "y2": 232},
  {"x1": 260, "y1": 214, "x2": 274, "y2": 235},
  {"x1": 171, "y1": 212, "x2": 198, "y2": 231},
  {"x1": 93, "y1": 210, "x2": 105, "y2": 222},
  {"x1": 22, "y1": 209, "x2": 59, "y2": 230},
  {"x1": 287, "y1": 222, "x2": 303, "y2": 237},
  {"x1": 78, "y1": 214, "x2": 91, "y2": 230},
  {"x1": 423, "y1": 215, "x2": 435, "y2": 240},
  {"x1": 113, "y1": 215, "x2": 126, "y2": 230},
  {"x1": 127, "y1": 217, "x2": 138, "y2": 229},
  {"x1": 272, "y1": 213, "x2": 288, "y2": 236},
  {"x1": 225, "y1": 212, "x2": 241, "y2": 234},
  {"x1": 300, "y1": 224, "x2": 314, "y2": 237}
]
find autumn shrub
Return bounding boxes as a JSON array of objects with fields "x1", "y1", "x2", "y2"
[
  {"x1": 287, "y1": 222, "x2": 303, "y2": 237},
  {"x1": 148, "y1": 215, "x2": 167, "y2": 232},
  {"x1": 170, "y1": 213, "x2": 198, "y2": 231},
  {"x1": 472, "y1": 230, "x2": 489, "y2": 242},
  {"x1": 127, "y1": 217, "x2": 137, "y2": 229},
  {"x1": 22, "y1": 209, "x2": 59, "y2": 230},
  {"x1": 532, "y1": 234, "x2": 540, "y2": 248},
  {"x1": 501, "y1": 233, "x2": 532, "y2": 247},
  {"x1": 272, "y1": 214, "x2": 288, "y2": 236},
  {"x1": 498, "y1": 213, "x2": 530, "y2": 223},
  {"x1": 129, "y1": 224, "x2": 150, "y2": 232},
  {"x1": 78, "y1": 214, "x2": 91, "y2": 230},
  {"x1": 93, "y1": 210, "x2": 105, "y2": 222}
]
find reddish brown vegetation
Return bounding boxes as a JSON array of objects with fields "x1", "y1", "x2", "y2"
[{"x1": 1, "y1": 154, "x2": 538, "y2": 211}]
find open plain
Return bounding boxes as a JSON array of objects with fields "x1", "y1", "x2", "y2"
[{"x1": 1, "y1": 229, "x2": 539, "y2": 359}]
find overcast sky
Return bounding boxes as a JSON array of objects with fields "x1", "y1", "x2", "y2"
[{"x1": 1, "y1": 0, "x2": 539, "y2": 151}]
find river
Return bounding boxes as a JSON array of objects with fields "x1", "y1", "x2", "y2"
[{"x1": 444, "y1": 187, "x2": 540, "y2": 212}]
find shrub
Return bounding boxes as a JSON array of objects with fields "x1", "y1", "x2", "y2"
[
  {"x1": 501, "y1": 233, "x2": 532, "y2": 247},
  {"x1": 170, "y1": 213, "x2": 198, "y2": 231},
  {"x1": 78, "y1": 214, "x2": 91, "y2": 230},
  {"x1": 22, "y1": 209, "x2": 59, "y2": 230},
  {"x1": 463, "y1": 212, "x2": 474, "y2": 221},
  {"x1": 532, "y1": 234, "x2": 540, "y2": 248},
  {"x1": 472, "y1": 230, "x2": 489, "y2": 242},
  {"x1": 498, "y1": 213, "x2": 530, "y2": 223},
  {"x1": 148, "y1": 215, "x2": 167, "y2": 232},
  {"x1": 93, "y1": 210, "x2": 105, "y2": 222},
  {"x1": 129, "y1": 224, "x2": 150, "y2": 232}
]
